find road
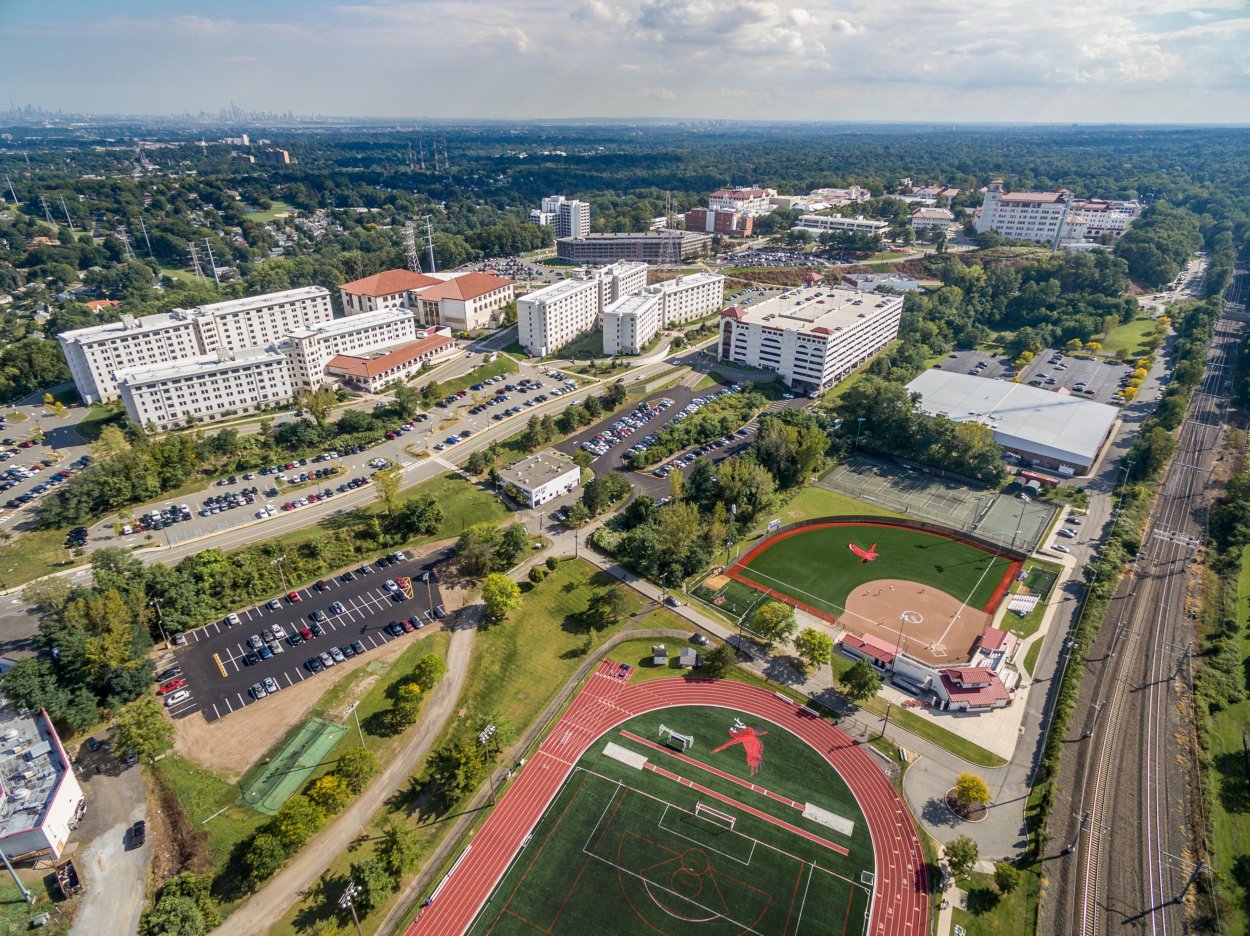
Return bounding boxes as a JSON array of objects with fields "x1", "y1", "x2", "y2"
[
  {"x1": 207, "y1": 620, "x2": 477, "y2": 936},
  {"x1": 1043, "y1": 270, "x2": 1235, "y2": 935}
]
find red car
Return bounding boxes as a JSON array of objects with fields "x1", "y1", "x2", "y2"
[
  {"x1": 400, "y1": 619, "x2": 416, "y2": 633},
  {"x1": 299, "y1": 626, "x2": 314, "y2": 641},
  {"x1": 17, "y1": 440, "x2": 35, "y2": 448},
  {"x1": 156, "y1": 678, "x2": 185, "y2": 695},
  {"x1": 287, "y1": 591, "x2": 301, "y2": 603}
]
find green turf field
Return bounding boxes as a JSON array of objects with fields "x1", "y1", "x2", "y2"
[
  {"x1": 238, "y1": 717, "x2": 345, "y2": 815},
  {"x1": 736, "y1": 522, "x2": 1012, "y2": 618},
  {"x1": 467, "y1": 706, "x2": 872, "y2": 936}
]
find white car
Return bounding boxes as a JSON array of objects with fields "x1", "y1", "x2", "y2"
[
  {"x1": 226, "y1": 612, "x2": 241, "y2": 627},
  {"x1": 385, "y1": 579, "x2": 399, "y2": 593},
  {"x1": 269, "y1": 624, "x2": 287, "y2": 640},
  {"x1": 164, "y1": 690, "x2": 191, "y2": 707},
  {"x1": 1051, "y1": 543, "x2": 1072, "y2": 554}
]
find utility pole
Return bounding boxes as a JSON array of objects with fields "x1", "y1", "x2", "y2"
[
  {"x1": 149, "y1": 598, "x2": 171, "y2": 648},
  {"x1": 188, "y1": 243, "x2": 205, "y2": 281},
  {"x1": 0, "y1": 848, "x2": 31, "y2": 904},
  {"x1": 344, "y1": 701, "x2": 365, "y2": 747},
  {"x1": 203, "y1": 239, "x2": 221, "y2": 286},
  {"x1": 422, "y1": 215, "x2": 436, "y2": 273},
  {"x1": 137, "y1": 215, "x2": 154, "y2": 257},
  {"x1": 38, "y1": 195, "x2": 53, "y2": 225},
  {"x1": 3, "y1": 174, "x2": 17, "y2": 205},
  {"x1": 271, "y1": 555, "x2": 289, "y2": 592},
  {"x1": 58, "y1": 195, "x2": 74, "y2": 232}
]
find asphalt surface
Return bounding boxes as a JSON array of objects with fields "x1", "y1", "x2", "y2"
[
  {"x1": 170, "y1": 549, "x2": 448, "y2": 722},
  {"x1": 938, "y1": 347, "x2": 1133, "y2": 405}
]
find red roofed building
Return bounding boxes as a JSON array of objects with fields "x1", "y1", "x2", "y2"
[
  {"x1": 410, "y1": 272, "x2": 515, "y2": 332},
  {"x1": 324, "y1": 328, "x2": 456, "y2": 393},
  {"x1": 86, "y1": 299, "x2": 121, "y2": 314},
  {"x1": 937, "y1": 667, "x2": 1011, "y2": 711},
  {"x1": 839, "y1": 633, "x2": 897, "y2": 669},
  {"x1": 339, "y1": 270, "x2": 441, "y2": 315}
]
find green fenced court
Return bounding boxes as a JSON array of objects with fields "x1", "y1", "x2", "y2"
[
  {"x1": 467, "y1": 706, "x2": 873, "y2": 936},
  {"x1": 237, "y1": 717, "x2": 345, "y2": 815},
  {"x1": 732, "y1": 521, "x2": 1015, "y2": 621}
]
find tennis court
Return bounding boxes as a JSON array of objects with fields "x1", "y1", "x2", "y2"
[
  {"x1": 237, "y1": 717, "x2": 346, "y2": 815},
  {"x1": 819, "y1": 456, "x2": 1055, "y2": 552},
  {"x1": 467, "y1": 706, "x2": 872, "y2": 936}
]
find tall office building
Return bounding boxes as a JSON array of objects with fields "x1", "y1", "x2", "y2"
[{"x1": 555, "y1": 199, "x2": 591, "y2": 239}]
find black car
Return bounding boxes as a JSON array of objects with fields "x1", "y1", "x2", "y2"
[
  {"x1": 386, "y1": 621, "x2": 405, "y2": 637},
  {"x1": 306, "y1": 656, "x2": 324, "y2": 673},
  {"x1": 341, "y1": 571, "x2": 356, "y2": 583},
  {"x1": 131, "y1": 820, "x2": 146, "y2": 847},
  {"x1": 155, "y1": 666, "x2": 182, "y2": 683}
]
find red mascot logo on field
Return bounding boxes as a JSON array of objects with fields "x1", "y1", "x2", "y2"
[{"x1": 712, "y1": 719, "x2": 768, "y2": 776}]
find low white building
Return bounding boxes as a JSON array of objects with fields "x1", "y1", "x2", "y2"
[
  {"x1": 841, "y1": 272, "x2": 921, "y2": 294},
  {"x1": 603, "y1": 293, "x2": 663, "y2": 355},
  {"x1": 325, "y1": 328, "x2": 456, "y2": 393},
  {"x1": 0, "y1": 707, "x2": 84, "y2": 861},
  {"x1": 117, "y1": 346, "x2": 295, "y2": 430},
  {"x1": 516, "y1": 262, "x2": 648, "y2": 357},
  {"x1": 717, "y1": 286, "x2": 903, "y2": 394},
  {"x1": 649, "y1": 272, "x2": 725, "y2": 325},
  {"x1": 281, "y1": 308, "x2": 417, "y2": 390},
  {"x1": 791, "y1": 214, "x2": 889, "y2": 237},
  {"x1": 708, "y1": 187, "x2": 776, "y2": 216},
  {"x1": 910, "y1": 206, "x2": 958, "y2": 232},
  {"x1": 498, "y1": 451, "x2": 580, "y2": 507},
  {"x1": 410, "y1": 272, "x2": 515, "y2": 332}
]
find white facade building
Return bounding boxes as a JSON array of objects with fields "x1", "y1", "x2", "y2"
[
  {"x1": 841, "y1": 272, "x2": 921, "y2": 294},
  {"x1": 603, "y1": 293, "x2": 663, "y2": 355},
  {"x1": 708, "y1": 187, "x2": 776, "y2": 216},
  {"x1": 409, "y1": 273, "x2": 516, "y2": 332},
  {"x1": 975, "y1": 181, "x2": 1073, "y2": 246},
  {"x1": 0, "y1": 707, "x2": 85, "y2": 861},
  {"x1": 117, "y1": 347, "x2": 295, "y2": 430},
  {"x1": 555, "y1": 200, "x2": 591, "y2": 239},
  {"x1": 58, "y1": 287, "x2": 333, "y2": 403},
  {"x1": 717, "y1": 286, "x2": 903, "y2": 394},
  {"x1": 649, "y1": 272, "x2": 725, "y2": 325},
  {"x1": 910, "y1": 207, "x2": 958, "y2": 232},
  {"x1": 339, "y1": 269, "x2": 442, "y2": 315},
  {"x1": 498, "y1": 451, "x2": 580, "y2": 507},
  {"x1": 280, "y1": 308, "x2": 417, "y2": 390},
  {"x1": 189, "y1": 287, "x2": 333, "y2": 354},
  {"x1": 516, "y1": 262, "x2": 648, "y2": 357},
  {"x1": 325, "y1": 328, "x2": 457, "y2": 393},
  {"x1": 791, "y1": 214, "x2": 889, "y2": 237}
]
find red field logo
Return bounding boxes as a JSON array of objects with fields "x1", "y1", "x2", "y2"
[{"x1": 711, "y1": 720, "x2": 767, "y2": 775}]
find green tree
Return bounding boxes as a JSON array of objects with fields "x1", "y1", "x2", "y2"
[
  {"x1": 393, "y1": 382, "x2": 421, "y2": 419},
  {"x1": 245, "y1": 832, "x2": 290, "y2": 884},
  {"x1": 565, "y1": 501, "x2": 590, "y2": 528},
  {"x1": 584, "y1": 588, "x2": 632, "y2": 632},
  {"x1": 481, "y1": 573, "x2": 522, "y2": 623},
  {"x1": 455, "y1": 522, "x2": 501, "y2": 578},
  {"x1": 271, "y1": 794, "x2": 326, "y2": 849},
  {"x1": 751, "y1": 601, "x2": 797, "y2": 646},
  {"x1": 700, "y1": 642, "x2": 738, "y2": 679},
  {"x1": 496, "y1": 523, "x2": 530, "y2": 569},
  {"x1": 139, "y1": 895, "x2": 206, "y2": 936},
  {"x1": 298, "y1": 387, "x2": 338, "y2": 427},
  {"x1": 374, "y1": 464, "x2": 403, "y2": 517},
  {"x1": 409, "y1": 653, "x2": 448, "y2": 691},
  {"x1": 945, "y1": 835, "x2": 979, "y2": 879},
  {"x1": 348, "y1": 855, "x2": 397, "y2": 915},
  {"x1": 378, "y1": 820, "x2": 422, "y2": 878},
  {"x1": 333, "y1": 748, "x2": 377, "y2": 794},
  {"x1": 111, "y1": 697, "x2": 174, "y2": 762},
  {"x1": 994, "y1": 861, "x2": 1021, "y2": 894},
  {"x1": 420, "y1": 380, "x2": 444, "y2": 407},
  {"x1": 954, "y1": 773, "x2": 992, "y2": 811},
  {"x1": 428, "y1": 737, "x2": 489, "y2": 807},
  {"x1": 793, "y1": 628, "x2": 834, "y2": 672},
  {"x1": 390, "y1": 683, "x2": 424, "y2": 728},
  {"x1": 391, "y1": 494, "x2": 443, "y2": 539},
  {"x1": 838, "y1": 659, "x2": 883, "y2": 704}
]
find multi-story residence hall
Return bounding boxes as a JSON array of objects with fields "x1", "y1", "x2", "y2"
[
  {"x1": 58, "y1": 286, "x2": 333, "y2": 402},
  {"x1": 717, "y1": 286, "x2": 903, "y2": 394}
]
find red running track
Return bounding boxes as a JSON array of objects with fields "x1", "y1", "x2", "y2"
[{"x1": 405, "y1": 662, "x2": 928, "y2": 936}]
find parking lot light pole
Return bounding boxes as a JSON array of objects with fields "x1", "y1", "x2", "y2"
[
  {"x1": 271, "y1": 555, "x2": 289, "y2": 592},
  {"x1": 338, "y1": 881, "x2": 363, "y2": 936},
  {"x1": 344, "y1": 701, "x2": 365, "y2": 747},
  {"x1": 149, "y1": 598, "x2": 170, "y2": 648}
]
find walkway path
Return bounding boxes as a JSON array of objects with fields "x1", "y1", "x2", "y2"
[{"x1": 207, "y1": 621, "x2": 476, "y2": 936}]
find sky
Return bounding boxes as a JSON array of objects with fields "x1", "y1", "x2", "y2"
[{"x1": 2, "y1": 0, "x2": 1249, "y2": 123}]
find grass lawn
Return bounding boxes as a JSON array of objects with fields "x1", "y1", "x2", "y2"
[
  {"x1": 1022, "y1": 640, "x2": 1043, "y2": 677},
  {"x1": 435, "y1": 356, "x2": 518, "y2": 397},
  {"x1": 0, "y1": 526, "x2": 87, "y2": 589},
  {"x1": 242, "y1": 200, "x2": 294, "y2": 222},
  {"x1": 159, "y1": 265, "x2": 200, "y2": 285},
  {"x1": 466, "y1": 705, "x2": 873, "y2": 936},
  {"x1": 547, "y1": 327, "x2": 605, "y2": 362},
  {"x1": 1101, "y1": 315, "x2": 1160, "y2": 359},
  {"x1": 951, "y1": 865, "x2": 1042, "y2": 936},
  {"x1": 73, "y1": 402, "x2": 125, "y2": 442},
  {"x1": 0, "y1": 876, "x2": 73, "y2": 934},
  {"x1": 768, "y1": 484, "x2": 904, "y2": 527},
  {"x1": 1005, "y1": 559, "x2": 1063, "y2": 641},
  {"x1": 737, "y1": 521, "x2": 1013, "y2": 618}
]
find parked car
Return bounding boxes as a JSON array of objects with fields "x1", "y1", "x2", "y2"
[
  {"x1": 131, "y1": 820, "x2": 146, "y2": 847},
  {"x1": 163, "y1": 690, "x2": 190, "y2": 707},
  {"x1": 156, "y1": 679, "x2": 185, "y2": 696}
]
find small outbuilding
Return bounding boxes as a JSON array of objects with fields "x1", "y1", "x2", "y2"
[
  {"x1": 679, "y1": 647, "x2": 701, "y2": 669},
  {"x1": 652, "y1": 644, "x2": 667, "y2": 666}
]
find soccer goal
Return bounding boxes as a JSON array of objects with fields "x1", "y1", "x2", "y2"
[
  {"x1": 658, "y1": 723, "x2": 694, "y2": 752},
  {"x1": 694, "y1": 802, "x2": 737, "y2": 831}
]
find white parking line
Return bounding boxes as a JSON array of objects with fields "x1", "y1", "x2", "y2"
[
  {"x1": 212, "y1": 703, "x2": 221, "y2": 719},
  {"x1": 237, "y1": 692, "x2": 245, "y2": 707},
  {"x1": 284, "y1": 672, "x2": 294, "y2": 687}
]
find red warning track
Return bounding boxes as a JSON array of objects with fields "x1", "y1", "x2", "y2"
[{"x1": 406, "y1": 664, "x2": 928, "y2": 936}]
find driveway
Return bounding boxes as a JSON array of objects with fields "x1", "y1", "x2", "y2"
[{"x1": 67, "y1": 739, "x2": 148, "y2": 936}]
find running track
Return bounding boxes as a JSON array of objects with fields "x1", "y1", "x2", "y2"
[{"x1": 406, "y1": 662, "x2": 928, "y2": 936}]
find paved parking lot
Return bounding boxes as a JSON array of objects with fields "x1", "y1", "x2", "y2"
[
  {"x1": 937, "y1": 349, "x2": 1011, "y2": 380},
  {"x1": 933, "y1": 348, "x2": 1132, "y2": 405},
  {"x1": 170, "y1": 550, "x2": 448, "y2": 722}
]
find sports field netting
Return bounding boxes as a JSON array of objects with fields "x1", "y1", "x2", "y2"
[
  {"x1": 818, "y1": 456, "x2": 1055, "y2": 553},
  {"x1": 238, "y1": 717, "x2": 346, "y2": 815},
  {"x1": 467, "y1": 707, "x2": 872, "y2": 936},
  {"x1": 734, "y1": 522, "x2": 1014, "y2": 621}
]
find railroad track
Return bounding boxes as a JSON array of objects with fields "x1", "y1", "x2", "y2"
[{"x1": 1058, "y1": 293, "x2": 1241, "y2": 936}]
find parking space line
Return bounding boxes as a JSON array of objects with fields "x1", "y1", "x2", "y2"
[
  {"x1": 284, "y1": 672, "x2": 294, "y2": 687},
  {"x1": 212, "y1": 703, "x2": 221, "y2": 719}
]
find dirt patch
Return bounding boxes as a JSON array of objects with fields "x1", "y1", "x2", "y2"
[
  {"x1": 147, "y1": 764, "x2": 212, "y2": 889},
  {"x1": 172, "y1": 628, "x2": 442, "y2": 780},
  {"x1": 945, "y1": 788, "x2": 988, "y2": 822},
  {"x1": 703, "y1": 573, "x2": 731, "y2": 592},
  {"x1": 840, "y1": 578, "x2": 991, "y2": 666}
]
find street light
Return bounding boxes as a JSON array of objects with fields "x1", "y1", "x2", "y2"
[
  {"x1": 853, "y1": 417, "x2": 866, "y2": 454},
  {"x1": 338, "y1": 880, "x2": 363, "y2": 936},
  {"x1": 149, "y1": 598, "x2": 170, "y2": 648},
  {"x1": 271, "y1": 555, "x2": 289, "y2": 592},
  {"x1": 479, "y1": 724, "x2": 499, "y2": 805}
]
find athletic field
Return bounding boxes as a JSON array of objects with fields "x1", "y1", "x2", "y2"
[
  {"x1": 466, "y1": 705, "x2": 873, "y2": 936},
  {"x1": 732, "y1": 521, "x2": 1015, "y2": 621},
  {"x1": 237, "y1": 717, "x2": 345, "y2": 815}
]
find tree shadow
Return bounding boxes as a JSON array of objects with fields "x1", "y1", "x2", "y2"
[
  {"x1": 291, "y1": 871, "x2": 348, "y2": 934},
  {"x1": 1213, "y1": 750, "x2": 1250, "y2": 814},
  {"x1": 921, "y1": 797, "x2": 962, "y2": 829},
  {"x1": 964, "y1": 886, "x2": 1001, "y2": 915}
]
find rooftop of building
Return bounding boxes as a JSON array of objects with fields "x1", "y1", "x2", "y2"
[
  {"x1": 997, "y1": 191, "x2": 1070, "y2": 204},
  {"x1": 498, "y1": 450, "x2": 579, "y2": 490},
  {"x1": 651, "y1": 272, "x2": 724, "y2": 292},
  {"x1": 795, "y1": 213, "x2": 889, "y2": 227},
  {"x1": 287, "y1": 308, "x2": 414, "y2": 341},
  {"x1": 939, "y1": 668, "x2": 1011, "y2": 706},
  {"x1": 0, "y1": 707, "x2": 69, "y2": 843},
  {"x1": 325, "y1": 330, "x2": 454, "y2": 379},
  {"x1": 339, "y1": 269, "x2": 441, "y2": 297},
  {"x1": 905, "y1": 369, "x2": 1119, "y2": 465},
  {"x1": 413, "y1": 271, "x2": 514, "y2": 302},
  {"x1": 710, "y1": 187, "x2": 770, "y2": 198},
  {"x1": 517, "y1": 276, "x2": 600, "y2": 304},
  {"x1": 911, "y1": 207, "x2": 955, "y2": 220},
  {"x1": 117, "y1": 345, "x2": 284, "y2": 385},
  {"x1": 557, "y1": 230, "x2": 709, "y2": 241},
  {"x1": 604, "y1": 292, "x2": 661, "y2": 317},
  {"x1": 192, "y1": 285, "x2": 328, "y2": 316},
  {"x1": 720, "y1": 285, "x2": 902, "y2": 335}
]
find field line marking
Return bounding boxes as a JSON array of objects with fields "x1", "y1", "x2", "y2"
[{"x1": 793, "y1": 860, "x2": 816, "y2": 936}]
